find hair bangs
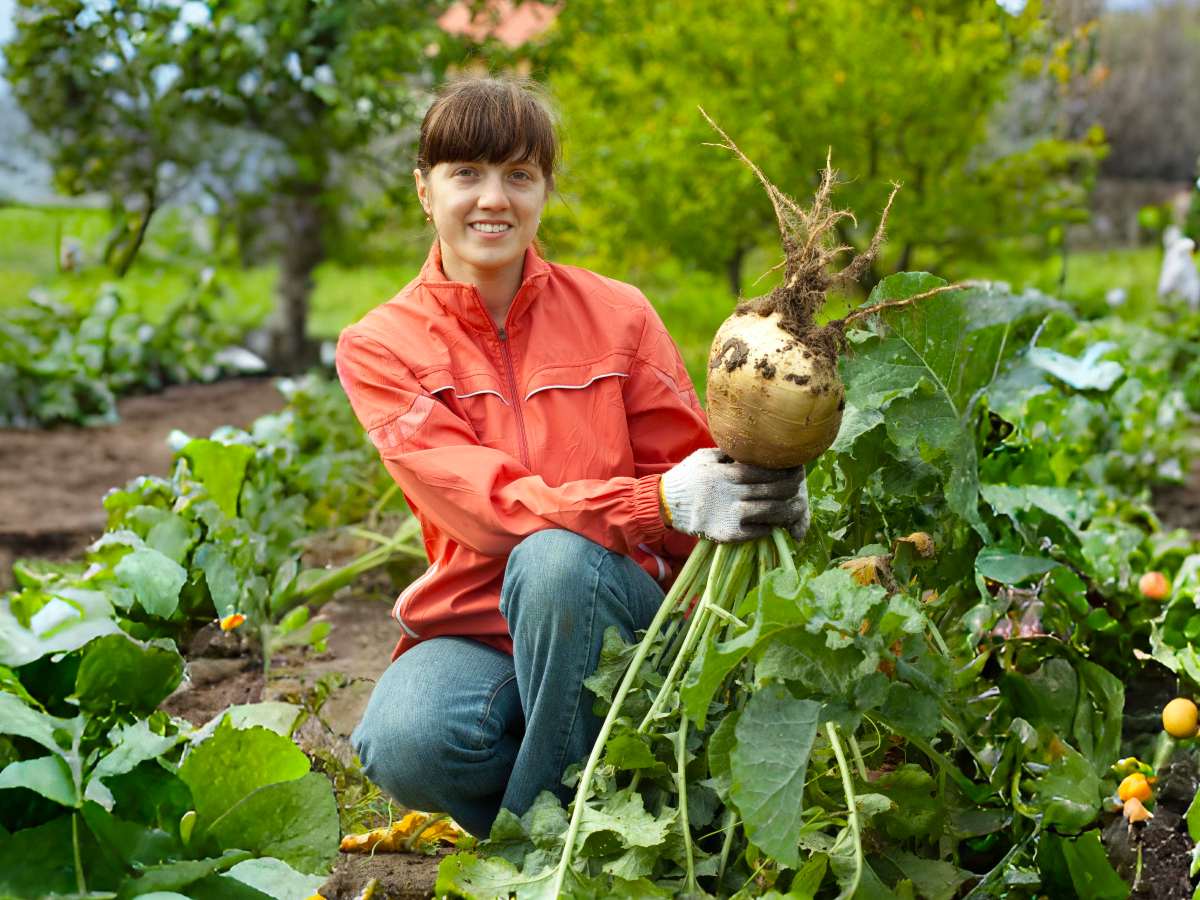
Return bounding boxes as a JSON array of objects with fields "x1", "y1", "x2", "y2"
[{"x1": 418, "y1": 77, "x2": 559, "y2": 182}]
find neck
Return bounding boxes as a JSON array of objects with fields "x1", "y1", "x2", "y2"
[{"x1": 439, "y1": 241, "x2": 526, "y2": 328}]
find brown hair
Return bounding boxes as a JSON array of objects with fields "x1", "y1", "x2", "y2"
[{"x1": 417, "y1": 76, "x2": 560, "y2": 188}]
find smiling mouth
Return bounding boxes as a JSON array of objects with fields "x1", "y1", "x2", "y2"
[{"x1": 471, "y1": 223, "x2": 512, "y2": 233}]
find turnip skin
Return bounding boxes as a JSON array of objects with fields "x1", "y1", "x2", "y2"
[{"x1": 707, "y1": 310, "x2": 844, "y2": 468}]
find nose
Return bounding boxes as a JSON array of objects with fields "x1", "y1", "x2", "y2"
[{"x1": 477, "y1": 172, "x2": 511, "y2": 211}]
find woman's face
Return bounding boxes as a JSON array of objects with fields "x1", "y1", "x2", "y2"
[{"x1": 415, "y1": 158, "x2": 549, "y2": 283}]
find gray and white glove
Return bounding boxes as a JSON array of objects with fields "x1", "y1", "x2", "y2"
[{"x1": 660, "y1": 448, "x2": 809, "y2": 544}]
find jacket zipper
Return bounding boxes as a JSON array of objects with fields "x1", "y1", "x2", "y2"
[{"x1": 497, "y1": 326, "x2": 532, "y2": 469}]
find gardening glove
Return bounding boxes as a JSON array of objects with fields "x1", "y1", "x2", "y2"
[{"x1": 660, "y1": 448, "x2": 807, "y2": 543}]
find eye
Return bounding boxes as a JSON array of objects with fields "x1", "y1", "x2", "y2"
[{"x1": 452, "y1": 166, "x2": 477, "y2": 178}]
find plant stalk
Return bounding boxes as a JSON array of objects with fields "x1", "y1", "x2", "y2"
[
  {"x1": 827, "y1": 722, "x2": 862, "y2": 899},
  {"x1": 550, "y1": 540, "x2": 714, "y2": 896},
  {"x1": 675, "y1": 718, "x2": 697, "y2": 894}
]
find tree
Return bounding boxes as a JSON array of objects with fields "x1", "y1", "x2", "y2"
[
  {"x1": 5, "y1": 1, "x2": 200, "y2": 275},
  {"x1": 5, "y1": 0, "x2": 449, "y2": 367},
  {"x1": 533, "y1": 0, "x2": 1105, "y2": 294}
]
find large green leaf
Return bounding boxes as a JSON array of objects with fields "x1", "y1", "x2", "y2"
[
  {"x1": 194, "y1": 544, "x2": 241, "y2": 619},
  {"x1": 177, "y1": 721, "x2": 310, "y2": 837},
  {"x1": 975, "y1": 548, "x2": 1060, "y2": 585},
  {"x1": 114, "y1": 547, "x2": 188, "y2": 619},
  {"x1": 0, "y1": 588, "x2": 122, "y2": 667},
  {"x1": 0, "y1": 754, "x2": 77, "y2": 806},
  {"x1": 729, "y1": 685, "x2": 820, "y2": 868},
  {"x1": 223, "y1": 857, "x2": 326, "y2": 900},
  {"x1": 842, "y1": 276, "x2": 1062, "y2": 536},
  {"x1": 181, "y1": 439, "x2": 256, "y2": 519},
  {"x1": 204, "y1": 772, "x2": 339, "y2": 874},
  {"x1": 75, "y1": 632, "x2": 185, "y2": 715}
]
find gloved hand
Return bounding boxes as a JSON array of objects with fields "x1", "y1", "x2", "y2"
[{"x1": 660, "y1": 448, "x2": 809, "y2": 543}]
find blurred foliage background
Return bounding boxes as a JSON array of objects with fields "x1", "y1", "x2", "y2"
[{"x1": 1, "y1": 0, "x2": 1198, "y2": 379}]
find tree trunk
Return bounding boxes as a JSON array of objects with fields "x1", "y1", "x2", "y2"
[
  {"x1": 727, "y1": 244, "x2": 746, "y2": 298},
  {"x1": 272, "y1": 183, "x2": 325, "y2": 372},
  {"x1": 113, "y1": 188, "x2": 158, "y2": 278}
]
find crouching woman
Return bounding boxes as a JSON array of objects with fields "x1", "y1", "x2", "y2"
[{"x1": 335, "y1": 75, "x2": 808, "y2": 838}]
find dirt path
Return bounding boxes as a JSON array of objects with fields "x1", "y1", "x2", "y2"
[{"x1": 0, "y1": 377, "x2": 285, "y2": 589}]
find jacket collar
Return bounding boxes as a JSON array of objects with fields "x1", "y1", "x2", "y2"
[{"x1": 418, "y1": 240, "x2": 553, "y2": 334}]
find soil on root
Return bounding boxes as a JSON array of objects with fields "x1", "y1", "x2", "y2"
[
  {"x1": 0, "y1": 377, "x2": 285, "y2": 591},
  {"x1": 320, "y1": 852, "x2": 447, "y2": 900}
]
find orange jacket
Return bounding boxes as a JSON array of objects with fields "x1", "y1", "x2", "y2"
[{"x1": 335, "y1": 242, "x2": 713, "y2": 659}]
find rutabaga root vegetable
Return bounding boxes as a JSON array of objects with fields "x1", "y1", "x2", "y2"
[{"x1": 700, "y1": 108, "x2": 894, "y2": 468}]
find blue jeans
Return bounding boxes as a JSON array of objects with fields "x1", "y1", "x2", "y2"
[{"x1": 351, "y1": 529, "x2": 665, "y2": 837}]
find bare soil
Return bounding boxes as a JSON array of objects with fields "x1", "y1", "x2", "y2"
[{"x1": 0, "y1": 377, "x2": 285, "y2": 590}]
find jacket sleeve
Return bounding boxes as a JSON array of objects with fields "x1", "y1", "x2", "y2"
[
  {"x1": 336, "y1": 330, "x2": 669, "y2": 558},
  {"x1": 622, "y1": 300, "x2": 716, "y2": 561}
]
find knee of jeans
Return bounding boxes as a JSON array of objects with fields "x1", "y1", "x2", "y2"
[
  {"x1": 500, "y1": 529, "x2": 603, "y2": 621},
  {"x1": 352, "y1": 701, "x2": 448, "y2": 809}
]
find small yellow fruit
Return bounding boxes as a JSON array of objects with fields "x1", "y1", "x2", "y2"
[
  {"x1": 219, "y1": 612, "x2": 246, "y2": 632},
  {"x1": 1117, "y1": 772, "x2": 1152, "y2": 803},
  {"x1": 1138, "y1": 571, "x2": 1170, "y2": 600},
  {"x1": 1162, "y1": 697, "x2": 1199, "y2": 738}
]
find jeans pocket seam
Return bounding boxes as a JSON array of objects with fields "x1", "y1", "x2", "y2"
[{"x1": 475, "y1": 673, "x2": 517, "y2": 751}]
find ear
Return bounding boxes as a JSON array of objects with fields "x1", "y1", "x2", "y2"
[{"x1": 414, "y1": 168, "x2": 430, "y2": 216}]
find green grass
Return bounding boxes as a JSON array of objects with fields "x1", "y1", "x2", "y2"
[{"x1": 1, "y1": 204, "x2": 1168, "y2": 381}]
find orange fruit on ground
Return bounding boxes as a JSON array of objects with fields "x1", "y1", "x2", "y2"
[
  {"x1": 1118, "y1": 772, "x2": 1152, "y2": 803},
  {"x1": 1163, "y1": 697, "x2": 1199, "y2": 739},
  {"x1": 1139, "y1": 571, "x2": 1170, "y2": 600}
]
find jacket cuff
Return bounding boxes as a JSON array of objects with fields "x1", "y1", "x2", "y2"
[{"x1": 633, "y1": 474, "x2": 669, "y2": 543}]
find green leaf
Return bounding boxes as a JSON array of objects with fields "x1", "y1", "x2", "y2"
[
  {"x1": 1027, "y1": 343, "x2": 1123, "y2": 392},
  {"x1": 883, "y1": 850, "x2": 971, "y2": 900},
  {"x1": 181, "y1": 439, "x2": 256, "y2": 518},
  {"x1": 0, "y1": 589, "x2": 122, "y2": 667},
  {"x1": 870, "y1": 765, "x2": 944, "y2": 842},
  {"x1": 975, "y1": 548, "x2": 1060, "y2": 585},
  {"x1": 0, "y1": 691, "x2": 78, "y2": 753},
  {"x1": 116, "y1": 849, "x2": 254, "y2": 894},
  {"x1": 435, "y1": 853, "x2": 558, "y2": 900},
  {"x1": 843, "y1": 280, "x2": 1061, "y2": 536},
  {"x1": 195, "y1": 544, "x2": 241, "y2": 619},
  {"x1": 75, "y1": 632, "x2": 184, "y2": 715},
  {"x1": 577, "y1": 788, "x2": 672, "y2": 851},
  {"x1": 729, "y1": 684, "x2": 820, "y2": 868},
  {"x1": 0, "y1": 817, "x2": 82, "y2": 895},
  {"x1": 0, "y1": 754, "x2": 77, "y2": 806},
  {"x1": 189, "y1": 702, "x2": 304, "y2": 743},
  {"x1": 178, "y1": 721, "x2": 310, "y2": 838},
  {"x1": 84, "y1": 719, "x2": 184, "y2": 810},
  {"x1": 224, "y1": 857, "x2": 326, "y2": 900},
  {"x1": 205, "y1": 772, "x2": 339, "y2": 874},
  {"x1": 981, "y1": 484, "x2": 1096, "y2": 540},
  {"x1": 115, "y1": 547, "x2": 188, "y2": 618},
  {"x1": 143, "y1": 510, "x2": 199, "y2": 564},
  {"x1": 1031, "y1": 743, "x2": 1102, "y2": 833},
  {"x1": 81, "y1": 800, "x2": 178, "y2": 868},
  {"x1": 1042, "y1": 831, "x2": 1129, "y2": 900}
]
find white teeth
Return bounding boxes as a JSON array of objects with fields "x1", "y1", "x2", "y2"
[{"x1": 472, "y1": 223, "x2": 511, "y2": 233}]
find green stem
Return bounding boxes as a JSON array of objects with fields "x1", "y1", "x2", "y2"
[
  {"x1": 848, "y1": 733, "x2": 870, "y2": 782},
  {"x1": 772, "y1": 528, "x2": 796, "y2": 574},
  {"x1": 649, "y1": 544, "x2": 714, "y2": 671},
  {"x1": 675, "y1": 718, "x2": 697, "y2": 894},
  {"x1": 72, "y1": 812, "x2": 87, "y2": 896},
  {"x1": 715, "y1": 807, "x2": 738, "y2": 887},
  {"x1": 639, "y1": 543, "x2": 735, "y2": 731},
  {"x1": 272, "y1": 524, "x2": 423, "y2": 617},
  {"x1": 551, "y1": 540, "x2": 714, "y2": 897},
  {"x1": 827, "y1": 722, "x2": 862, "y2": 899}
]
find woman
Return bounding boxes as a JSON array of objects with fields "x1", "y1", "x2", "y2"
[{"x1": 336, "y1": 76, "x2": 808, "y2": 838}]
